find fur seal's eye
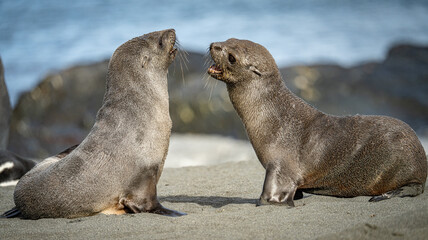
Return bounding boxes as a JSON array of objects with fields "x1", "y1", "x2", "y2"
[
  {"x1": 158, "y1": 38, "x2": 163, "y2": 48},
  {"x1": 228, "y1": 54, "x2": 236, "y2": 64}
]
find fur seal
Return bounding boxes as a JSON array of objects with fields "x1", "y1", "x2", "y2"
[
  {"x1": 3, "y1": 29, "x2": 185, "y2": 219},
  {"x1": 0, "y1": 151, "x2": 37, "y2": 187},
  {"x1": 208, "y1": 38, "x2": 427, "y2": 207},
  {"x1": 0, "y1": 56, "x2": 11, "y2": 149},
  {"x1": 0, "y1": 57, "x2": 36, "y2": 186}
]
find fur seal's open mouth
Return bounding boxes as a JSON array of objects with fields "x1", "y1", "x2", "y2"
[
  {"x1": 170, "y1": 48, "x2": 177, "y2": 55},
  {"x1": 208, "y1": 64, "x2": 223, "y2": 79},
  {"x1": 169, "y1": 41, "x2": 177, "y2": 58},
  {"x1": 163, "y1": 29, "x2": 177, "y2": 58}
]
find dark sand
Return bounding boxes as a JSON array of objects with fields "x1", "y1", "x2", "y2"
[{"x1": 1, "y1": 135, "x2": 427, "y2": 239}]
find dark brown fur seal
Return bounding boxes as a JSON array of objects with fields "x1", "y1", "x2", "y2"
[
  {"x1": 0, "y1": 150, "x2": 37, "y2": 186},
  {"x1": 0, "y1": 56, "x2": 11, "y2": 149},
  {"x1": 0, "y1": 57, "x2": 36, "y2": 186},
  {"x1": 208, "y1": 38, "x2": 427, "y2": 206},
  {"x1": 3, "y1": 29, "x2": 185, "y2": 219}
]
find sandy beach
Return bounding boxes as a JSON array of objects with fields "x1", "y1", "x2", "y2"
[{"x1": 1, "y1": 135, "x2": 427, "y2": 239}]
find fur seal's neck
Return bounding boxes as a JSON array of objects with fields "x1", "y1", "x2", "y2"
[
  {"x1": 102, "y1": 69, "x2": 170, "y2": 114},
  {"x1": 89, "y1": 69, "x2": 170, "y2": 143},
  {"x1": 105, "y1": 69, "x2": 168, "y2": 101},
  {"x1": 227, "y1": 72, "x2": 320, "y2": 124},
  {"x1": 226, "y1": 73, "x2": 321, "y2": 165}
]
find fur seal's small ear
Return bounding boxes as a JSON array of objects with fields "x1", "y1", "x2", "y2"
[
  {"x1": 249, "y1": 65, "x2": 262, "y2": 76},
  {"x1": 141, "y1": 56, "x2": 150, "y2": 68}
]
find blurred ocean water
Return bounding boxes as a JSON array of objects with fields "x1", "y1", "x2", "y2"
[{"x1": 1, "y1": 0, "x2": 428, "y2": 105}]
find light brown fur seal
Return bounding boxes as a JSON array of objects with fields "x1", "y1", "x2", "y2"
[
  {"x1": 2, "y1": 29, "x2": 185, "y2": 219},
  {"x1": 208, "y1": 38, "x2": 427, "y2": 206}
]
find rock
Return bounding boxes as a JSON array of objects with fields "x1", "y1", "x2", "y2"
[
  {"x1": 9, "y1": 61, "x2": 108, "y2": 157},
  {"x1": 281, "y1": 44, "x2": 428, "y2": 134},
  {"x1": 7, "y1": 45, "x2": 428, "y2": 159}
]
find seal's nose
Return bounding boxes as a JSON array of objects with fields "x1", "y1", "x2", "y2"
[
  {"x1": 160, "y1": 29, "x2": 176, "y2": 48},
  {"x1": 210, "y1": 43, "x2": 222, "y2": 52}
]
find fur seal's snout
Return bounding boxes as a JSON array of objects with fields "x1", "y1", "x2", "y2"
[
  {"x1": 207, "y1": 42, "x2": 227, "y2": 80},
  {"x1": 208, "y1": 38, "x2": 427, "y2": 207},
  {"x1": 208, "y1": 43, "x2": 223, "y2": 80},
  {"x1": 161, "y1": 29, "x2": 177, "y2": 56}
]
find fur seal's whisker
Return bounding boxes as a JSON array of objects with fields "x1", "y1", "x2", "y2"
[
  {"x1": 174, "y1": 40, "x2": 187, "y2": 85},
  {"x1": 203, "y1": 74, "x2": 211, "y2": 89},
  {"x1": 171, "y1": 57, "x2": 177, "y2": 76},
  {"x1": 208, "y1": 81, "x2": 216, "y2": 101},
  {"x1": 179, "y1": 59, "x2": 185, "y2": 85},
  {"x1": 203, "y1": 49, "x2": 213, "y2": 68},
  {"x1": 180, "y1": 47, "x2": 190, "y2": 62},
  {"x1": 180, "y1": 53, "x2": 189, "y2": 71},
  {"x1": 176, "y1": 40, "x2": 189, "y2": 67}
]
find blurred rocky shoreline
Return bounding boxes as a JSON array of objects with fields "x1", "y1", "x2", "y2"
[{"x1": 7, "y1": 44, "x2": 428, "y2": 159}]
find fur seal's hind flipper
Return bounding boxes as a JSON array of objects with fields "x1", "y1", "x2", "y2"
[
  {"x1": 120, "y1": 197, "x2": 186, "y2": 217},
  {"x1": 369, "y1": 189, "x2": 401, "y2": 202},
  {"x1": 1, "y1": 207, "x2": 22, "y2": 218},
  {"x1": 369, "y1": 183, "x2": 424, "y2": 202}
]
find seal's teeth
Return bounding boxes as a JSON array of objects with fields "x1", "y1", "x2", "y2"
[
  {"x1": 169, "y1": 48, "x2": 177, "y2": 54},
  {"x1": 208, "y1": 64, "x2": 223, "y2": 74}
]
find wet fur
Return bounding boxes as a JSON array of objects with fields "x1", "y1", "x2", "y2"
[{"x1": 208, "y1": 38, "x2": 427, "y2": 206}]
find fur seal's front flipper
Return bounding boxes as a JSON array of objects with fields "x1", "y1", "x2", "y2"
[
  {"x1": 120, "y1": 197, "x2": 186, "y2": 217},
  {"x1": 257, "y1": 164, "x2": 298, "y2": 207},
  {"x1": 1, "y1": 207, "x2": 22, "y2": 218},
  {"x1": 369, "y1": 183, "x2": 425, "y2": 202},
  {"x1": 118, "y1": 171, "x2": 186, "y2": 217},
  {"x1": 148, "y1": 205, "x2": 186, "y2": 217}
]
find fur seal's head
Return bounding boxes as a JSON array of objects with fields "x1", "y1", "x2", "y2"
[
  {"x1": 208, "y1": 38, "x2": 278, "y2": 84},
  {"x1": 109, "y1": 29, "x2": 177, "y2": 74}
]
